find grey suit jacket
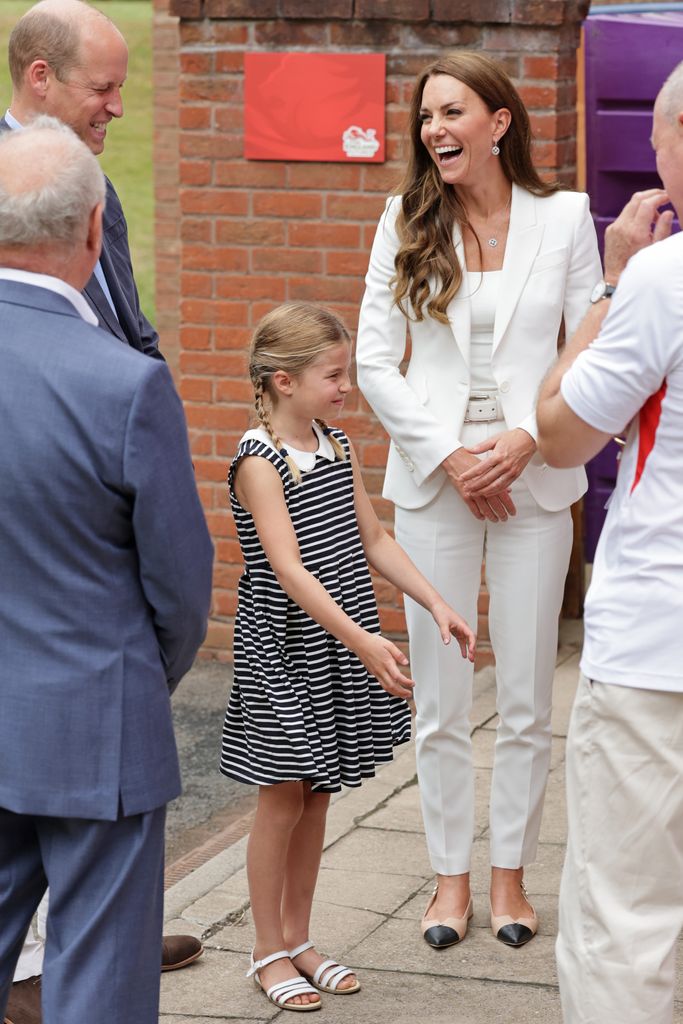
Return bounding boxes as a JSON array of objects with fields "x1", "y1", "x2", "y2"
[
  {"x1": 0, "y1": 281, "x2": 214, "y2": 820},
  {"x1": 0, "y1": 115, "x2": 162, "y2": 359}
]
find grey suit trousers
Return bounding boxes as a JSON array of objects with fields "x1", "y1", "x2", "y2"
[{"x1": 0, "y1": 804, "x2": 166, "y2": 1024}]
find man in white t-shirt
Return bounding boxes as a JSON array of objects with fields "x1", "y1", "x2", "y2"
[{"x1": 536, "y1": 63, "x2": 683, "y2": 1024}]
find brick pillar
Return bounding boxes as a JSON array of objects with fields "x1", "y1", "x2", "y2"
[
  {"x1": 164, "y1": 0, "x2": 587, "y2": 662},
  {"x1": 152, "y1": 0, "x2": 181, "y2": 378}
]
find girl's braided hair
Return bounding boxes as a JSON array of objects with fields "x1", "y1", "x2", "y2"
[{"x1": 249, "y1": 302, "x2": 349, "y2": 484}]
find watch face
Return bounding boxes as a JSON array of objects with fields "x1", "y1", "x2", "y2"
[
  {"x1": 591, "y1": 281, "x2": 607, "y2": 303},
  {"x1": 590, "y1": 281, "x2": 616, "y2": 303}
]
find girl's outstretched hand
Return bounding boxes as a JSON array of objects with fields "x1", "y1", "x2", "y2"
[
  {"x1": 431, "y1": 600, "x2": 476, "y2": 662},
  {"x1": 352, "y1": 632, "x2": 415, "y2": 699}
]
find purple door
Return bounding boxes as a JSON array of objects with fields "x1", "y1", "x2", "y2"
[{"x1": 583, "y1": 7, "x2": 683, "y2": 559}]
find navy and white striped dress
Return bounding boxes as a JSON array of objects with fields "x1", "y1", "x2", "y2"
[{"x1": 220, "y1": 423, "x2": 411, "y2": 793}]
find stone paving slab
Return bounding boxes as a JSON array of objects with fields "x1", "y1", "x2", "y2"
[
  {"x1": 356, "y1": 778, "x2": 422, "y2": 833},
  {"x1": 160, "y1": 644, "x2": 681, "y2": 1023},
  {"x1": 210, "y1": 901, "x2": 385, "y2": 959},
  {"x1": 311, "y1": 864, "x2": 425, "y2": 915},
  {"x1": 348, "y1": 915, "x2": 559, "y2": 986},
  {"x1": 320, "y1": 824, "x2": 433, "y2": 877},
  {"x1": 161, "y1": 963, "x2": 564, "y2": 1024},
  {"x1": 160, "y1": 949, "x2": 276, "y2": 1022}
]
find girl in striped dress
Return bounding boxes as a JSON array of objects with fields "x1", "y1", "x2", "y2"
[{"x1": 222, "y1": 302, "x2": 475, "y2": 1012}]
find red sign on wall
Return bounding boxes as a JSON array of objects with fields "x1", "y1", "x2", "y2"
[{"x1": 244, "y1": 52, "x2": 385, "y2": 163}]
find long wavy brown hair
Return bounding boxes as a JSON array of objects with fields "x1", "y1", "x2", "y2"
[{"x1": 392, "y1": 51, "x2": 561, "y2": 324}]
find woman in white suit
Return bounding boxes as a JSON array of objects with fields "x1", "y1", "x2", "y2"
[{"x1": 356, "y1": 52, "x2": 601, "y2": 948}]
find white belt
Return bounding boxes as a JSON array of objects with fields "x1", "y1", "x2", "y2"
[{"x1": 464, "y1": 393, "x2": 500, "y2": 422}]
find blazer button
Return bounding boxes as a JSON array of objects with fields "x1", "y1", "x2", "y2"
[{"x1": 499, "y1": 380, "x2": 510, "y2": 393}]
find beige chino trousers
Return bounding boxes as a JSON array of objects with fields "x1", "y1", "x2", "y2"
[{"x1": 557, "y1": 673, "x2": 683, "y2": 1024}]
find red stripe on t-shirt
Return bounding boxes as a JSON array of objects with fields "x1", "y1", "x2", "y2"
[{"x1": 631, "y1": 380, "x2": 667, "y2": 493}]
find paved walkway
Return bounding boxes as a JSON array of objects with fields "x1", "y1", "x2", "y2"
[{"x1": 159, "y1": 623, "x2": 682, "y2": 1023}]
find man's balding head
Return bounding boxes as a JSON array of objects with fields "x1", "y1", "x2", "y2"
[
  {"x1": 0, "y1": 117, "x2": 105, "y2": 286},
  {"x1": 8, "y1": 1, "x2": 128, "y2": 155},
  {"x1": 658, "y1": 61, "x2": 683, "y2": 127},
  {"x1": 9, "y1": 1, "x2": 117, "y2": 86},
  {"x1": 652, "y1": 62, "x2": 683, "y2": 220}
]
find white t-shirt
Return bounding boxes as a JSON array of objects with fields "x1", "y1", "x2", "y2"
[
  {"x1": 561, "y1": 232, "x2": 683, "y2": 693},
  {"x1": 467, "y1": 270, "x2": 500, "y2": 393}
]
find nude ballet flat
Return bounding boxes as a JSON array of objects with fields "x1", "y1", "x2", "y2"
[
  {"x1": 421, "y1": 885, "x2": 473, "y2": 949},
  {"x1": 490, "y1": 882, "x2": 538, "y2": 947}
]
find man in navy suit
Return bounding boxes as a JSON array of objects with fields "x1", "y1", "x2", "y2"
[
  {"x1": 0, "y1": 119, "x2": 213, "y2": 1024},
  {"x1": 1, "y1": 0, "x2": 160, "y2": 358}
]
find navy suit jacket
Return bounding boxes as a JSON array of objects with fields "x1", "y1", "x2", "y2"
[
  {"x1": 0, "y1": 115, "x2": 162, "y2": 359},
  {"x1": 0, "y1": 281, "x2": 214, "y2": 820}
]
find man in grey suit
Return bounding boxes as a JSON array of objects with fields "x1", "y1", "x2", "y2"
[
  {"x1": 0, "y1": 120, "x2": 213, "y2": 1024},
  {"x1": 2, "y1": 4, "x2": 204, "y2": 1016}
]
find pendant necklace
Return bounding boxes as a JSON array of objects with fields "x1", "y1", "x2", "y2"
[{"x1": 484, "y1": 192, "x2": 512, "y2": 248}]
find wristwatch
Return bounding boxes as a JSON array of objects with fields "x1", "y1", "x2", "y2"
[{"x1": 590, "y1": 280, "x2": 617, "y2": 303}]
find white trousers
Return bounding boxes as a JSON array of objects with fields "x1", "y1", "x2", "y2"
[
  {"x1": 557, "y1": 674, "x2": 683, "y2": 1024},
  {"x1": 13, "y1": 891, "x2": 48, "y2": 982},
  {"x1": 394, "y1": 419, "x2": 572, "y2": 874}
]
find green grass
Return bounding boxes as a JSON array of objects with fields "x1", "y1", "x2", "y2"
[{"x1": 0, "y1": 1, "x2": 156, "y2": 320}]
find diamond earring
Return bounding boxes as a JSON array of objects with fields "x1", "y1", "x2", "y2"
[{"x1": 491, "y1": 141, "x2": 500, "y2": 156}]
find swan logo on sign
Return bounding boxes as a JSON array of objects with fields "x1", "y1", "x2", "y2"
[{"x1": 342, "y1": 126, "x2": 381, "y2": 159}]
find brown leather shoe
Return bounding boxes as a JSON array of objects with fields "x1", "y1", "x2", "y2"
[
  {"x1": 161, "y1": 934, "x2": 203, "y2": 972},
  {"x1": 4, "y1": 975, "x2": 42, "y2": 1024}
]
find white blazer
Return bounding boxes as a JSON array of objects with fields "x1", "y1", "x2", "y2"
[{"x1": 356, "y1": 184, "x2": 602, "y2": 512}]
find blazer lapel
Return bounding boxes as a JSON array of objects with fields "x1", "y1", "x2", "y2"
[
  {"x1": 492, "y1": 183, "x2": 544, "y2": 354},
  {"x1": 446, "y1": 223, "x2": 471, "y2": 366},
  {"x1": 82, "y1": 274, "x2": 126, "y2": 341}
]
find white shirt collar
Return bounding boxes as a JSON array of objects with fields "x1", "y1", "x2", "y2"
[
  {"x1": 242, "y1": 420, "x2": 337, "y2": 472},
  {"x1": 4, "y1": 110, "x2": 23, "y2": 131},
  {"x1": 0, "y1": 268, "x2": 99, "y2": 325}
]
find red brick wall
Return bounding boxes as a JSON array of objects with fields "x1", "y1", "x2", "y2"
[
  {"x1": 161, "y1": 0, "x2": 587, "y2": 662},
  {"x1": 152, "y1": 0, "x2": 181, "y2": 378}
]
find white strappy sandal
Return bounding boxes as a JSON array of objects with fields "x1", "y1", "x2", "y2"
[
  {"x1": 289, "y1": 940, "x2": 361, "y2": 995},
  {"x1": 247, "y1": 949, "x2": 321, "y2": 1012}
]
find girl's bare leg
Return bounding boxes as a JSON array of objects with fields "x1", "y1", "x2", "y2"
[
  {"x1": 282, "y1": 785, "x2": 357, "y2": 990},
  {"x1": 247, "y1": 782, "x2": 319, "y2": 1007}
]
